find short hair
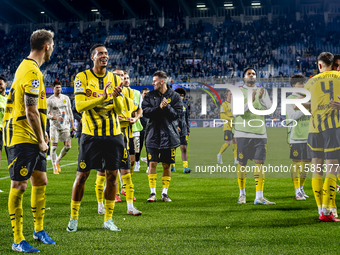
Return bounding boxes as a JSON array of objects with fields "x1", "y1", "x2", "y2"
[
  {"x1": 30, "y1": 29, "x2": 54, "y2": 51},
  {"x1": 52, "y1": 80, "x2": 62, "y2": 88},
  {"x1": 153, "y1": 71, "x2": 167, "y2": 80},
  {"x1": 318, "y1": 52, "x2": 334, "y2": 67},
  {"x1": 242, "y1": 68, "x2": 257, "y2": 78},
  {"x1": 333, "y1": 54, "x2": 340, "y2": 67},
  {"x1": 124, "y1": 71, "x2": 128, "y2": 75},
  {"x1": 175, "y1": 88, "x2": 186, "y2": 97},
  {"x1": 141, "y1": 88, "x2": 150, "y2": 93},
  {"x1": 0, "y1": 75, "x2": 7, "y2": 83},
  {"x1": 112, "y1": 68, "x2": 124, "y2": 73},
  {"x1": 290, "y1": 74, "x2": 306, "y2": 86},
  {"x1": 90, "y1": 44, "x2": 105, "y2": 56}
]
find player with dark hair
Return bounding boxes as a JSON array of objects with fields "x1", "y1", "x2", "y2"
[
  {"x1": 47, "y1": 80, "x2": 76, "y2": 174},
  {"x1": 142, "y1": 71, "x2": 183, "y2": 202},
  {"x1": 174, "y1": 87, "x2": 191, "y2": 173},
  {"x1": 66, "y1": 44, "x2": 124, "y2": 232},
  {"x1": 286, "y1": 74, "x2": 310, "y2": 200},
  {"x1": 4, "y1": 29, "x2": 55, "y2": 253},
  {"x1": 306, "y1": 52, "x2": 340, "y2": 221},
  {"x1": 233, "y1": 68, "x2": 275, "y2": 205},
  {"x1": 217, "y1": 89, "x2": 238, "y2": 165}
]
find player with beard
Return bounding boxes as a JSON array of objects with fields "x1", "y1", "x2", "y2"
[
  {"x1": 4, "y1": 29, "x2": 55, "y2": 253},
  {"x1": 233, "y1": 68, "x2": 275, "y2": 205}
]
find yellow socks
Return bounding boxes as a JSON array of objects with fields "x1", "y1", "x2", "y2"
[
  {"x1": 116, "y1": 175, "x2": 121, "y2": 195},
  {"x1": 121, "y1": 173, "x2": 134, "y2": 204},
  {"x1": 232, "y1": 144, "x2": 237, "y2": 159},
  {"x1": 292, "y1": 161, "x2": 301, "y2": 190},
  {"x1": 219, "y1": 143, "x2": 229, "y2": 154},
  {"x1": 148, "y1": 174, "x2": 157, "y2": 189},
  {"x1": 322, "y1": 173, "x2": 337, "y2": 213},
  {"x1": 254, "y1": 164, "x2": 264, "y2": 192},
  {"x1": 183, "y1": 161, "x2": 188, "y2": 168},
  {"x1": 31, "y1": 186, "x2": 46, "y2": 233},
  {"x1": 162, "y1": 176, "x2": 171, "y2": 194},
  {"x1": 312, "y1": 174, "x2": 323, "y2": 210},
  {"x1": 9, "y1": 188, "x2": 25, "y2": 244},
  {"x1": 104, "y1": 200, "x2": 115, "y2": 222},
  {"x1": 170, "y1": 163, "x2": 175, "y2": 168},
  {"x1": 237, "y1": 164, "x2": 246, "y2": 190},
  {"x1": 70, "y1": 200, "x2": 81, "y2": 220},
  {"x1": 130, "y1": 164, "x2": 135, "y2": 177},
  {"x1": 95, "y1": 175, "x2": 106, "y2": 204},
  {"x1": 300, "y1": 161, "x2": 309, "y2": 187}
]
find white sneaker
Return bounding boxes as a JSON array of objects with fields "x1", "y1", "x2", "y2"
[
  {"x1": 254, "y1": 197, "x2": 276, "y2": 205},
  {"x1": 103, "y1": 220, "x2": 121, "y2": 231},
  {"x1": 66, "y1": 218, "x2": 78, "y2": 232},
  {"x1": 300, "y1": 187, "x2": 309, "y2": 198},
  {"x1": 331, "y1": 208, "x2": 338, "y2": 218},
  {"x1": 134, "y1": 161, "x2": 140, "y2": 172},
  {"x1": 217, "y1": 153, "x2": 223, "y2": 164},
  {"x1": 46, "y1": 155, "x2": 51, "y2": 160},
  {"x1": 141, "y1": 157, "x2": 148, "y2": 163},
  {"x1": 296, "y1": 192, "x2": 306, "y2": 201},
  {"x1": 234, "y1": 158, "x2": 239, "y2": 165},
  {"x1": 238, "y1": 194, "x2": 246, "y2": 204},
  {"x1": 98, "y1": 204, "x2": 105, "y2": 214},
  {"x1": 127, "y1": 206, "x2": 142, "y2": 216}
]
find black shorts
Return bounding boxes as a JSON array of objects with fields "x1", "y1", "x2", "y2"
[
  {"x1": 224, "y1": 130, "x2": 234, "y2": 141},
  {"x1": 307, "y1": 128, "x2": 340, "y2": 159},
  {"x1": 77, "y1": 134, "x2": 124, "y2": 172},
  {"x1": 146, "y1": 147, "x2": 176, "y2": 164},
  {"x1": 0, "y1": 130, "x2": 3, "y2": 150},
  {"x1": 290, "y1": 143, "x2": 310, "y2": 160},
  {"x1": 180, "y1": 135, "x2": 188, "y2": 146},
  {"x1": 129, "y1": 137, "x2": 135, "y2": 155},
  {"x1": 120, "y1": 131, "x2": 131, "y2": 170},
  {"x1": 5, "y1": 143, "x2": 46, "y2": 181},
  {"x1": 237, "y1": 138, "x2": 267, "y2": 163}
]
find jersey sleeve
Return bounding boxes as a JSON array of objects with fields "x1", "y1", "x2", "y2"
[
  {"x1": 23, "y1": 70, "x2": 41, "y2": 98},
  {"x1": 46, "y1": 97, "x2": 53, "y2": 120},
  {"x1": 67, "y1": 96, "x2": 74, "y2": 122}
]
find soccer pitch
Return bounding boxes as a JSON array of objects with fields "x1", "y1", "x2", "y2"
[{"x1": 0, "y1": 127, "x2": 339, "y2": 254}]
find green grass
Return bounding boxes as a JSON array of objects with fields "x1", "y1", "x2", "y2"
[{"x1": 0, "y1": 127, "x2": 338, "y2": 254}]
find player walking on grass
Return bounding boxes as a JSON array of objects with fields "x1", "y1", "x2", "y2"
[
  {"x1": 4, "y1": 29, "x2": 55, "y2": 253},
  {"x1": 286, "y1": 74, "x2": 310, "y2": 200},
  {"x1": 306, "y1": 52, "x2": 340, "y2": 222},
  {"x1": 142, "y1": 71, "x2": 183, "y2": 202},
  {"x1": 66, "y1": 44, "x2": 124, "y2": 232},
  {"x1": 47, "y1": 80, "x2": 76, "y2": 174},
  {"x1": 217, "y1": 89, "x2": 238, "y2": 165},
  {"x1": 234, "y1": 68, "x2": 275, "y2": 205}
]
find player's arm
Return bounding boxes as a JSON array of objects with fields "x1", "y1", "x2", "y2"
[
  {"x1": 185, "y1": 105, "x2": 190, "y2": 135},
  {"x1": 258, "y1": 88, "x2": 272, "y2": 110},
  {"x1": 293, "y1": 94, "x2": 311, "y2": 110},
  {"x1": 25, "y1": 93, "x2": 47, "y2": 152},
  {"x1": 329, "y1": 95, "x2": 340, "y2": 110},
  {"x1": 67, "y1": 97, "x2": 76, "y2": 131},
  {"x1": 161, "y1": 94, "x2": 183, "y2": 120},
  {"x1": 142, "y1": 94, "x2": 163, "y2": 118},
  {"x1": 129, "y1": 106, "x2": 143, "y2": 125},
  {"x1": 287, "y1": 103, "x2": 304, "y2": 120}
]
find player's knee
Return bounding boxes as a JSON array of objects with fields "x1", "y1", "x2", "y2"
[
  {"x1": 51, "y1": 146, "x2": 57, "y2": 153},
  {"x1": 65, "y1": 146, "x2": 71, "y2": 152}
]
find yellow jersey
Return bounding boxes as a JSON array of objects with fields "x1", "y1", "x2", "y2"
[
  {"x1": 74, "y1": 69, "x2": 124, "y2": 137},
  {"x1": 120, "y1": 86, "x2": 136, "y2": 138},
  {"x1": 3, "y1": 58, "x2": 47, "y2": 147},
  {"x1": 305, "y1": 71, "x2": 340, "y2": 133},
  {"x1": 220, "y1": 100, "x2": 233, "y2": 131}
]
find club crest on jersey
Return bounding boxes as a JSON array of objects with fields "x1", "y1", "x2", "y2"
[
  {"x1": 167, "y1": 98, "x2": 171, "y2": 103},
  {"x1": 63, "y1": 100, "x2": 67, "y2": 104},
  {"x1": 20, "y1": 166, "x2": 28, "y2": 176},
  {"x1": 75, "y1": 80, "x2": 82, "y2": 87},
  {"x1": 32, "y1": 79, "x2": 40, "y2": 88}
]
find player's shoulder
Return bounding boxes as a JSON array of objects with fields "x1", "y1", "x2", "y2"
[
  {"x1": 47, "y1": 95, "x2": 55, "y2": 101},
  {"x1": 16, "y1": 59, "x2": 42, "y2": 80}
]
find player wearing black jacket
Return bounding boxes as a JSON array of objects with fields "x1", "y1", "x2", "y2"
[{"x1": 142, "y1": 71, "x2": 183, "y2": 202}]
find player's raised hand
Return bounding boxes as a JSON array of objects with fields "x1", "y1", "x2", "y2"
[
  {"x1": 112, "y1": 84, "x2": 122, "y2": 97},
  {"x1": 252, "y1": 89, "x2": 257, "y2": 102},
  {"x1": 103, "y1": 81, "x2": 112, "y2": 99}
]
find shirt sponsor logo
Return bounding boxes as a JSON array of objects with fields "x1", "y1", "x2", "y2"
[
  {"x1": 40, "y1": 91, "x2": 45, "y2": 99},
  {"x1": 30, "y1": 88, "x2": 39, "y2": 93}
]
